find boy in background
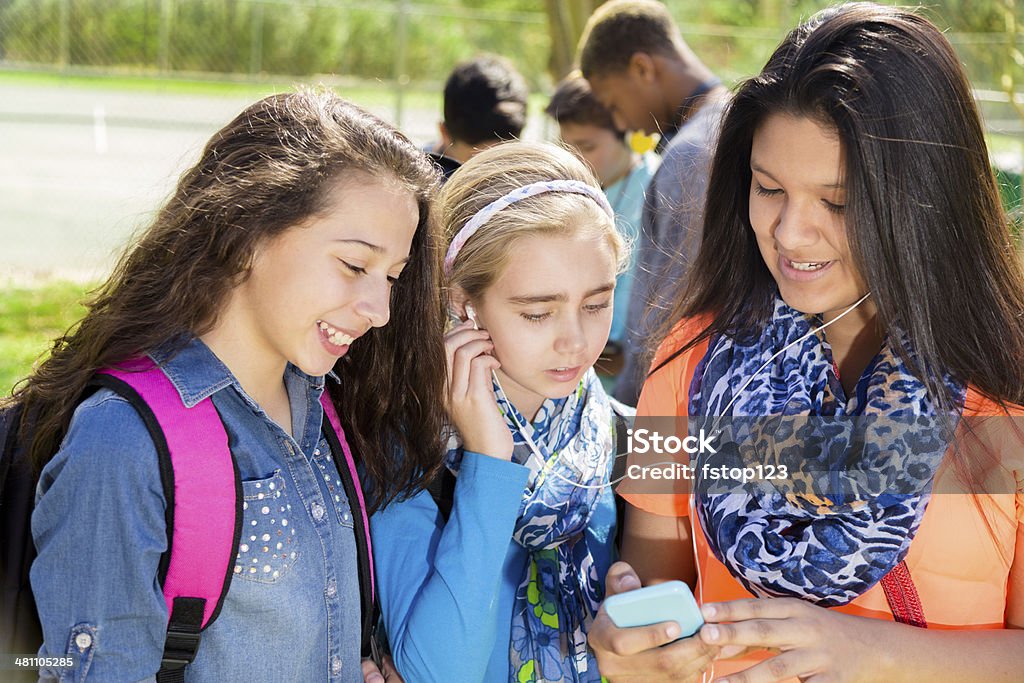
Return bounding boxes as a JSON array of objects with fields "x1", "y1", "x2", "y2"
[
  {"x1": 428, "y1": 54, "x2": 529, "y2": 178},
  {"x1": 578, "y1": 0, "x2": 728, "y2": 404},
  {"x1": 546, "y1": 74, "x2": 658, "y2": 380}
]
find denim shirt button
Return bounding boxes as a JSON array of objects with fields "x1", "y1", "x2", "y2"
[
  {"x1": 331, "y1": 656, "x2": 343, "y2": 675},
  {"x1": 74, "y1": 633, "x2": 92, "y2": 651},
  {"x1": 326, "y1": 578, "x2": 337, "y2": 598},
  {"x1": 311, "y1": 502, "x2": 325, "y2": 521}
]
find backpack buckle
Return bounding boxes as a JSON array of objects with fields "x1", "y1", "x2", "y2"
[
  {"x1": 159, "y1": 596, "x2": 206, "y2": 672},
  {"x1": 161, "y1": 624, "x2": 202, "y2": 669}
]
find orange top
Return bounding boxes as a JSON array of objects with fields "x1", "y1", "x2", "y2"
[{"x1": 619, "y1": 317, "x2": 1024, "y2": 680}]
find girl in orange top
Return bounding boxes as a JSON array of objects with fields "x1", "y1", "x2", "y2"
[{"x1": 587, "y1": 4, "x2": 1024, "y2": 682}]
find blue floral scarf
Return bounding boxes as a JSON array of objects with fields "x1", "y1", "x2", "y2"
[
  {"x1": 688, "y1": 297, "x2": 965, "y2": 606},
  {"x1": 444, "y1": 369, "x2": 616, "y2": 682}
]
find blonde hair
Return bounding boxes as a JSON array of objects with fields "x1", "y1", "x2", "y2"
[{"x1": 439, "y1": 141, "x2": 627, "y2": 300}]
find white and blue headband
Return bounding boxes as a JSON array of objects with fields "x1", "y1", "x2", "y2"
[{"x1": 443, "y1": 179, "x2": 614, "y2": 276}]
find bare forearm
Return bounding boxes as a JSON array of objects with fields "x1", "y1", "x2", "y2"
[
  {"x1": 620, "y1": 506, "x2": 698, "y2": 589},
  {"x1": 700, "y1": 597, "x2": 1024, "y2": 682},
  {"x1": 878, "y1": 625, "x2": 1024, "y2": 682}
]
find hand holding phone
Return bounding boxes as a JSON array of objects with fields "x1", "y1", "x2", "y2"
[
  {"x1": 603, "y1": 580, "x2": 704, "y2": 640},
  {"x1": 590, "y1": 565, "x2": 716, "y2": 681}
]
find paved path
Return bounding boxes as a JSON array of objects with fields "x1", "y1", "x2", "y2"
[
  {"x1": 0, "y1": 79, "x2": 547, "y2": 283},
  {"x1": 2, "y1": 83, "x2": 259, "y2": 281}
]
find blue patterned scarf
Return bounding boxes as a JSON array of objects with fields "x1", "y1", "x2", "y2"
[
  {"x1": 688, "y1": 297, "x2": 965, "y2": 606},
  {"x1": 444, "y1": 369, "x2": 616, "y2": 682}
]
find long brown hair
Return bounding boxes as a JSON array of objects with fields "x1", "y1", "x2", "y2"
[
  {"x1": 653, "y1": 3, "x2": 1024, "y2": 413},
  {"x1": 8, "y1": 88, "x2": 447, "y2": 512}
]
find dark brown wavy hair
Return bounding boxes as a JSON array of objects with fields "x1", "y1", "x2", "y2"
[
  {"x1": 8, "y1": 88, "x2": 447, "y2": 512},
  {"x1": 653, "y1": 2, "x2": 1024, "y2": 414}
]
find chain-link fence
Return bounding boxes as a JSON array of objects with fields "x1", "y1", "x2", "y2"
[
  {"x1": 0, "y1": 0, "x2": 552, "y2": 79},
  {"x1": 0, "y1": 0, "x2": 554, "y2": 127},
  {"x1": 1, "y1": 1, "x2": 1021, "y2": 134}
]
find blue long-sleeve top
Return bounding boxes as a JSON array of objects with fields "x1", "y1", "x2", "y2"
[
  {"x1": 372, "y1": 449, "x2": 620, "y2": 682},
  {"x1": 371, "y1": 451, "x2": 530, "y2": 682}
]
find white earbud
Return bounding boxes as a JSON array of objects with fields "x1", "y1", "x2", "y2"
[{"x1": 465, "y1": 303, "x2": 479, "y2": 330}]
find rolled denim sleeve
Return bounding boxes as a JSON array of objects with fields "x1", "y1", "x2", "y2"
[{"x1": 31, "y1": 390, "x2": 168, "y2": 682}]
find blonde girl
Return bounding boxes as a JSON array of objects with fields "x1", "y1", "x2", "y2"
[{"x1": 371, "y1": 142, "x2": 631, "y2": 682}]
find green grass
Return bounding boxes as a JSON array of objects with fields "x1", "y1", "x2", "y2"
[
  {"x1": 0, "y1": 68, "x2": 445, "y2": 110},
  {"x1": 0, "y1": 68, "x2": 290, "y2": 97},
  {"x1": 0, "y1": 281, "x2": 91, "y2": 396},
  {"x1": 0, "y1": 68, "x2": 556, "y2": 116},
  {"x1": 990, "y1": 133, "x2": 1024, "y2": 163}
]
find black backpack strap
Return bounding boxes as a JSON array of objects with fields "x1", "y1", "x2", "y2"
[
  {"x1": 156, "y1": 596, "x2": 205, "y2": 683},
  {"x1": 0, "y1": 403, "x2": 24, "y2": 505},
  {"x1": 0, "y1": 402, "x2": 46, "y2": 669},
  {"x1": 609, "y1": 399, "x2": 634, "y2": 486},
  {"x1": 611, "y1": 413, "x2": 630, "y2": 487},
  {"x1": 321, "y1": 416, "x2": 378, "y2": 657}
]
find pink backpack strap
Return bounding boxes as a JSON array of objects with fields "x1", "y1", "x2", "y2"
[
  {"x1": 95, "y1": 357, "x2": 240, "y2": 677},
  {"x1": 319, "y1": 393, "x2": 377, "y2": 652}
]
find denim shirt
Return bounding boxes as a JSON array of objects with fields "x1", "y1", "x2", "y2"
[{"x1": 30, "y1": 338, "x2": 362, "y2": 682}]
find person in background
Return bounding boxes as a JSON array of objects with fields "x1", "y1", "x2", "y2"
[
  {"x1": 578, "y1": 0, "x2": 729, "y2": 405},
  {"x1": 427, "y1": 54, "x2": 530, "y2": 179},
  {"x1": 546, "y1": 73, "x2": 659, "y2": 384}
]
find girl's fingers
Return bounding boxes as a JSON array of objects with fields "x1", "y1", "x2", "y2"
[
  {"x1": 604, "y1": 562, "x2": 643, "y2": 597},
  {"x1": 444, "y1": 329, "x2": 490, "y2": 388},
  {"x1": 443, "y1": 325, "x2": 490, "y2": 354},
  {"x1": 700, "y1": 617, "x2": 804, "y2": 650},
  {"x1": 699, "y1": 599, "x2": 814, "y2": 650},
  {"x1": 467, "y1": 353, "x2": 500, "y2": 397},
  {"x1": 381, "y1": 655, "x2": 404, "y2": 682},
  {"x1": 590, "y1": 608, "x2": 685, "y2": 657},
  {"x1": 701, "y1": 598, "x2": 805, "y2": 624},
  {"x1": 447, "y1": 338, "x2": 494, "y2": 400},
  {"x1": 360, "y1": 658, "x2": 385, "y2": 683},
  {"x1": 591, "y1": 611, "x2": 716, "y2": 680},
  {"x1": 716, "y1": 650, "x2": 823, "y2": 683}
]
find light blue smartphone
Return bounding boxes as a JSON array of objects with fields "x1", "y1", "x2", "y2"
[{"x1": 603, "y1": 580, "x2": 704, "y2": 640}]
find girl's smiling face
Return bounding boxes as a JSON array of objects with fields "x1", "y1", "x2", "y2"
[
  {"x1": 749, "y1": 113, "x2": 872, "y2": 320},
  {"x1": 469, "y1": 233, "x2": 617, "y2": 419},
  {"x1": 227, "y1": 176, "x2": 418, "y2": 378}
]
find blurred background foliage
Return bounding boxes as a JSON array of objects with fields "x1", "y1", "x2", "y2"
[
  {"x1": 0, "y1": 1, "x2": 1019, "y2": 239},
  {"x1": 0, "y1": 0, "x2": 1018, "y2": 94}
]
